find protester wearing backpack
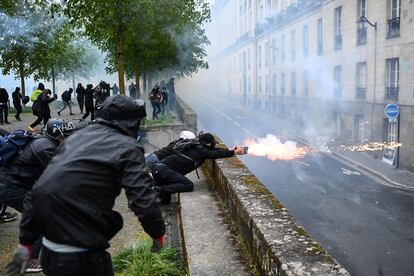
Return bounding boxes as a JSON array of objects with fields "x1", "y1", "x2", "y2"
[
  {"x1": 145, "y1": 130, "x2": 196, "y2": 170},
  {"x1": 148, "y1": 85, "x2": 161, "y2": 120},
  {"x1": 150, "y1": 133, "x2": 246, "y2": 204},
  {"x1": 57, "y1": 88, "x2": 74, "y2": 116},
  {"x1": 28, "y1": 85, "x2": 57, "y2": 132},
  {"x1": 0, "y1": 88, "x2": 10, "y2": 125},
  {"x1": 1, "y1": 119, "x2": 75, "y2": 273},
  {"x1": 0, "y1": 129, "x2": 18, "y2": 224}
]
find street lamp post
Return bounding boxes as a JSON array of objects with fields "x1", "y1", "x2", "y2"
[{"x1": 357, "y1": 16, "x2": 377, "y2": 141}]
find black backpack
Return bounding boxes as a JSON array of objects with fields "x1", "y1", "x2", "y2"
[
  {"x1": 173, "y1": 138, "x2": 201, "y2": 178},
  {"x1": 0, "y1": 130, "x2": 34, "y2": 166}
]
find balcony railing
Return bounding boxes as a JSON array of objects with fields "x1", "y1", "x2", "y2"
[
  {"x1": 356, "y1": 87, "x2": 366, "y2": 99},
  {"x1": 334, "y1": 35, "x2": 342, "y2": 50},
  {"x1": 386, "y1": 87, "x2": 398, "y2": 99},
  {"x1": 387, "y1": 17, "x2": 400, "y2": 38},
  {"x1": 357, "y1": 27, "x2": 367, "y2": 45}
]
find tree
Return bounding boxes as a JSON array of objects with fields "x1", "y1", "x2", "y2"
[{"x1": 62, "y1": 0, "x2": 210, "y2": 95}]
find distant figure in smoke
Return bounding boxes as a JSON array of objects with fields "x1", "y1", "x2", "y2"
[
  {"x1": 166, "y1": 78, "x2": 175, "y2": 109},
  {"x1": 28, "y1": 84, "x2": 57, "y2": 132},
  {"x1": 0, "y1": 87, "x2": 10, "y2": 125},
  {"x1": 12, "y1": 87, "x2": 23, "y2": 121},
  {"x1": 76, "y1": 83, "x2": 86, "y2": 114},
  {"x1": 112, "y1": 83, "x2": 119, "y2": 96},
  {"x1": 94, "y1": 81, "x2": 110, "y2": 111},
  {"x1": 58, "y1": 88, "x2": 74, "y2": 116},
  {"x1": 148, "y1": 85, "x2": 161, "y2": 120},
  {"x1": 82, "y1": 84, "x2": 95, "y2": 121},
  {"x1": 129, "y1": 83, "x2": 137, "y2": 99},
  {"x1": 160, "y1": 87, "x2": 169, "y2": 115}
]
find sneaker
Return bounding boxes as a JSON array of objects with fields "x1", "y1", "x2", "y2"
[
  {"x1": 25, "y1": 259, "x2": 43, "y2": 273},
  {"x1": 0, "y1": 211, "x2": 18, "y2": 223},
  {"x1": 70, "y1": 113, "x2": 75, "y2": 115},
  {"x1": 27, "y1": 125, "x2": 37, "y2": 132},
  {"x1": 5, "y1": 121, "x2": 10, "y2": 124}
]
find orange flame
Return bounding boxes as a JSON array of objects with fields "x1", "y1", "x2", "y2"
[{"x1": 244, "y1": 134, "x2": 310, "y2": 161}]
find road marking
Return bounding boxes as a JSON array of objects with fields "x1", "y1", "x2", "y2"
[
  {"x1": 341, "y1": 168, "x2": 361, "y2": 176},
  {"x1": 234, "y1": 122, "x2": 241, "y2": 127},
  {"x1": 242, "y1": 127, "x2": 252, "y2": 134}
]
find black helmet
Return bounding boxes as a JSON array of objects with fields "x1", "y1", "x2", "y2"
[
  {"x1": 198, "y1": 133, "x2": 216, "y2": 150},
  {"x1": 46, "y1": 119, "x2": 75, "y2": 139},
  {"x1": 38, "y1": 83, "x2": 45, "y2": 90}
]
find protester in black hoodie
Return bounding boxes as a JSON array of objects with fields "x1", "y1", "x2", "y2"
[{"x1": 82, "y1": 84, "x2": 94, "y2": 120}]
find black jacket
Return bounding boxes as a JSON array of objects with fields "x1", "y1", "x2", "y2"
[
  {"x1": 162, "y1": 144, "x2": 234, "y2": 175},
  {"x1": 153, "y1": 139, "x2": 181, "y2": 160},
  {"x1": 20, "y1": 121, "x2": 165, "y2": 248},
  {"x1": 1, "y1": 136, "x2": 59, "y2": 190},
  {"x1": 32, "y1": 92, "x2": 55, "y2": 117},
  {"x1": 12, "y1": 90, "x2": 22, "y2": 106},
  {"x1": 84, "y1": 87, "x2": 94, "y2": 108},
  {"x1": 0, "y1": 88, "x2": 9, "y2": 104},
  {"x1": 76, "y1": 86, "x2": 86, "y2": 99}
]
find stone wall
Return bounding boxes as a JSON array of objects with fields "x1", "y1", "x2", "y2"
[
  {"x1": 203, "y1": 155, "x2": 349, "y2": 276},
  {"x1": 174, "y1": 95, "x2": 197, "y2": 134}
]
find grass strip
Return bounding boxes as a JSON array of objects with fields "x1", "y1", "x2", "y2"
[{"x1": 113, "y1": 240, "x2": 187, "y2": 276}]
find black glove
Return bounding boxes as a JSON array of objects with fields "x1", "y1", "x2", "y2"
[{"x1": 5, "y1": 244, "x2": 32, "y2": 276}]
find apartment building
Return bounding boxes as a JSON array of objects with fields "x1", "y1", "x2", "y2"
[{"x1": 208, "y1": 0, "x2": 414, "y2": 171}]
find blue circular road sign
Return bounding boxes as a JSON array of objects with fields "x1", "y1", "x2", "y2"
[{"x1": 385, "y1": 104, "x2": 400, "y2": 119}]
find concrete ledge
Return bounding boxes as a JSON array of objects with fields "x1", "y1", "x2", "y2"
[{"x1": 203, "y1": 156, "x2": 349, "y2": 276}]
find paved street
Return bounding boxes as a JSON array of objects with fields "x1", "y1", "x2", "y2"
[{"x1": 179, "y1": 90, "x2": 414, "y2": 276}]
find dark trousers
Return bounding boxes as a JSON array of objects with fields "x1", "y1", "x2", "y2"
[
  {"x1": 151, "y1": 102, "x2": 161, "y2": 119},
  {"x1": 82, "y1": 106, "x2": 94, "y2": 121},
  {"x1": 152, "y1": 163, "x2": 194, "y2": 194},
  {"x1": 30, "y1": 115, "x2": 48, "y2": 128},
  {"x1": 41, "y1": 247, "x2": 114, "y2": 276},
  {"x1": 77, "y1": 97, "x2": 84, "y2": 113},
  {"x1": 13, "y1": 103, "x2": 22, "y2": 120},
  {"x1": 0, "y1": 104, "x2": 8, "y2": 123},
  {"x1": 0, "y1": 184, "x2": 42, "y2": 258}
]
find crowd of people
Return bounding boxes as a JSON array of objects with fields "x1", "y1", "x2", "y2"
[{"x1": 0, "y1": 78, "x2": 241, "y2": 275}]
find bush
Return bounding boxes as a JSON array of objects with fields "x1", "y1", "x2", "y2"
[{"x1": 113, "y1": 240, "x2": 187, "y2": 276}]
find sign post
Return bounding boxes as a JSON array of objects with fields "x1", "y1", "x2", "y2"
[{"x1": 383, "y1": 104, "x2": 400, "y2": 167}]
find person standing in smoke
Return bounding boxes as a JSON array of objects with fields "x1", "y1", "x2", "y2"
[
  {"x1": 129, "y1": 83, "x2": 137, "y2": 99},
  {"x1": 166, "y1": 78, "x2": 176, "y2": 109},
  {"x1": 57, "y1": 88, "x2": 74, "y2": 116},
  {"x1": 12, "y1": 87, "x2": 23, "y2": 121},
  {"x1": 160, "y1": 87, "x2": 169, "y2": 115},
  {"x1": 76, "y1": 83, "x2": 86, "y2": 114},
  {"x1": 82, "y1": 84, "x2": 95, "y2": 121},
  {"x1": 148, "y1": 85, "x2": 161, "y2": 120},
  {"x1": 0, "y1": 87, "x2": 10, "y2": 125},
  {"x1": 112, "y1": 83, "x2": 119, "y2": 96}
]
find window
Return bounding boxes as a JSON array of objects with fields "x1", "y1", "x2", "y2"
[
  {"x1": 334, "y1": 7, "x2": 342, "y2": 50},
  {"x1": 265, "y1": 42, "x2": 269, "y2": 67},
  {"x1": 334, "y1": 65, "x2": 342, "y2": 98},
  {"x1": 356, "y1": 62, "x2": 367, "y2": 99},
  {"x1": 303, "y1": 70, "x2": 309, "y2": 96},
  {"x1": 248, "y1": 49, "x2": 251, "y2": 70},
  {"x1": 259, "y1": 76, "x2": 262, "y2": 93},
  {"x1": 388, "y1": 0, "x2": 400, "y2": 37},
  {"x1": 291, "y1": 72, "x2": 296, "y2": 96},
  {"x1": 258, "y1": 45, "x2": 262, "y2": 69},
  {"x1": 272, "y1": 38, "x2": 277, "y2": 65},
  {"x1": 354, "y1": 115, "x2": 366, "y2": 142},
  {"x1": 265, "y1": 75, "x2": 269, "y2": 94},
  {"x1": 272, "y1": 73, "x2": 276, "y2": 95},
  {"x1": 357, "y1": 0, "x2": 367, "y2": 45},
  {"x1": 239, "y1": 53, "x2": 242, "y2": 72},
  {"x1": 281, "y1": 34, "x2": 286, "y2": 63},
  {"x1": 291, "y1": 30, "x2": 296, "y2": 61},
  {"x1": 386, "y1": 58, "x2": 399, "y2": 98},
  {"x1": 281, "y1": 73, "x2": 286, "y2": 95},
  {"x1": 317, "y1": 19, "x2": 323, "y2": 55},
  {"x1": 248, "y1": 77, "x2": 251, "y2": 92},
  {"x1": 303, "y1": 25, "x2": 309, "y2": 58}
]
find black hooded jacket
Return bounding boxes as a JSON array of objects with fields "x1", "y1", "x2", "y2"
[
  {"x1": 1, "y1": 136, "x2": 59, "y2": 190},
  {"x1": 20, "y1": 98, "x2": 163, "y2": 248},
  {"x1": 161, "y1": 144, "x2": 235, "y2": 175}
]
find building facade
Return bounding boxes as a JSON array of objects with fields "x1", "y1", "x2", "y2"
[{"x1": 208, "y1": 0, "x2": 414, "y2": 171}]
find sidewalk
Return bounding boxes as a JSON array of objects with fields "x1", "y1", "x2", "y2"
[
  {"x1": 332, "y1": 151, "x2": 414, "y2": 190},
  {"x1": 180, "y1": 171, "x2": 251, "y2": 275}
]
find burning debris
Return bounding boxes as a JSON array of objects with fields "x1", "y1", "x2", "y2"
[{"x1": 243, "y1": 134, "x2": 402, "y2": 161}]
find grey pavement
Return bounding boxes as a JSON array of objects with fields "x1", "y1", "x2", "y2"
[
  {"x1": 333, "y1": 151, "x2": 414, "y2": 190},
  {"x1": 180, "y1": 171, "x2": 251, "y2": 276}
]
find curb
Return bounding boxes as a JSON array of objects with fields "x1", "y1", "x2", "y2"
[{"x1": 331, "y1": 152, "x2": 414, "y2": 191}]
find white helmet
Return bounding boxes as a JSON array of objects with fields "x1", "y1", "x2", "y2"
[{"x1": 179, "y1": 130, "x2": 195, "y2": 139}]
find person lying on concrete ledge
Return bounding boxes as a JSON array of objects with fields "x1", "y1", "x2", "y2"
[{"x1": 150, "y1": 132, "x2": 246, "y2": 204}]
